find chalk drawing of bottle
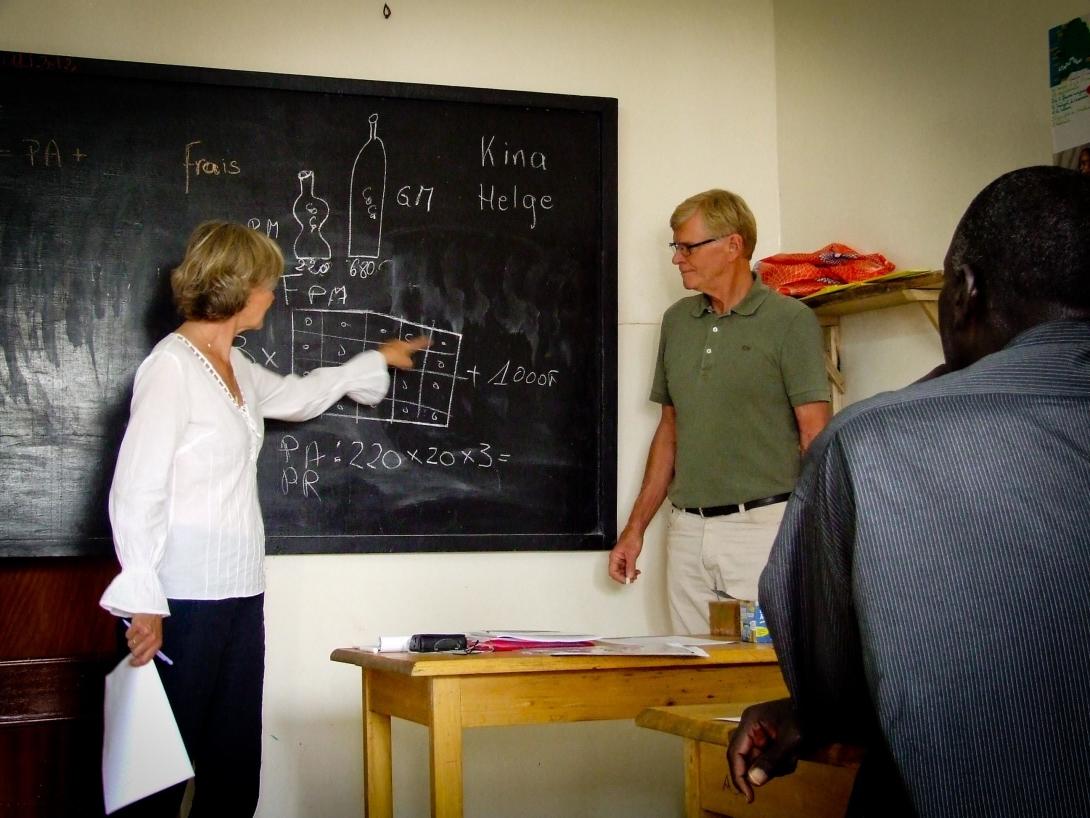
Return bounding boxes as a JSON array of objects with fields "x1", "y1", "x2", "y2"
[
  {"x1": 348, "y1": 113, "x2": 386, "y2": 259},
  {"x1": 292, "y1": 170, "x2": 332, "y2": 261}
]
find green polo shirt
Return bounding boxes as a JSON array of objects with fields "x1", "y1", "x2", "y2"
[{"x1": 650, "y1": 276, "x2": 829, "y2": 508}]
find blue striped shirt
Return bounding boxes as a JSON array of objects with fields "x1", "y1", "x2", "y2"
[{"x1": 761, "y1": 319, "x2": 1090, "y2": 818}]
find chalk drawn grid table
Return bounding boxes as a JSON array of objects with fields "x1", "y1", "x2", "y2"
[{"x1": 293, "y1": 308, "x2": 462, "y2": 428}]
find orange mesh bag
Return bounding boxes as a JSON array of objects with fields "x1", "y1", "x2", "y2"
[{"x1": 756, "y1": 242, "x2": 895, "y2": 297}]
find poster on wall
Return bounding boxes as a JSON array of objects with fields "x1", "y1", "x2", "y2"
[{"x1": 1050, "y1": 14, "x2": 1090, "y2": 173}]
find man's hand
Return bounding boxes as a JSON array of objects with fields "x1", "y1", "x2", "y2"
[
  {"x1": 378, "y1": 336, "x2": 431, "y2": 370},
  {"x1": 727, "y1": 698, "x2": 803, "y2": 803},
  {"x1": 608, "y1": 404, "x2": 675, "y2": 585},
  {"x1": 126, "y1": 613, "x2": 164, "y2": 667},
  {"x1": 607, "y1": 528, "x2": 643, "y2": 584}
]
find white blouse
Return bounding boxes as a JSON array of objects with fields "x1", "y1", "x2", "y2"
[{"x1": 99, "y1": 333, "x2": 390, "y2": 618}]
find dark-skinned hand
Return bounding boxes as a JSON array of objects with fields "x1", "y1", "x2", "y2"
[{"x1": 726, "y1": 697, "x2": 803, "y2": 803}]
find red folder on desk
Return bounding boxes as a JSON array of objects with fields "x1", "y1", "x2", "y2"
[{"x1": 469, "y1": 631, "x2": 600, "y2": 652}]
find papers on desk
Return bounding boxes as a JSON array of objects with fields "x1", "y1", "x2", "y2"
[
  {"x1": 361, "y1": 632, "x2": 730, "y2": 657},
  {"x1": 549, "y1": 638, "x2": 710, "y2": 658},
  {"x1": 361, "y1": 632, "x2": 601, "y2": 653},
  {"x1": 468, "y1": 631, "x2": 601, "y2": 651},
  {"x1": 565, "y1": 634, "x2": 734, "y2": 656},
  {"x1": 479, "y1": 630, "x2": 602, "y2": 643},
  {"x1": 102, "y1": 657, "x2": 193, "y2": 814},
  {"x1": 500, "y1": 635, "x2": 720, "y2": 657},
  {"x1": 604, "y1": 635, "x2": 729, "y2": 647}
]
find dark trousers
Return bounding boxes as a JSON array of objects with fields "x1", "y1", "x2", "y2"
[{"x1": 113, "y1": 594, "x2": 266, "y2": 818}]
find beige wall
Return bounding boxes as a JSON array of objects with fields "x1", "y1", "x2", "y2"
[
  {"x1": 774, "y1": 0, "x2": 1085, "y2": 403},
  {"x1": 0, "y1": 2, "x2": 779, "y2": 816}
]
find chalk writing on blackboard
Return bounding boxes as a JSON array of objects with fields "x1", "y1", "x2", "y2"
[
  {"x1": 21, "y1": 138, "x2": 86, "y2": 167},
  {"x1": 276, "y1": 434, "x2": 512, "y2": 501},
  {"x1": 478, "y1": 134, "x2": 553, "y2": 229},
  {"x1": 183, "y1": 140, "x2": 241, "y2": 194},
  {"x1": 293, "y1": 170, "x2": 332, "y2": 265},
  {"x1": 348, "y1": 113, "x2": 387, "y2": 259},
  {"x1": 291, "y1": 309, "x2": 462, "y2": 428}
]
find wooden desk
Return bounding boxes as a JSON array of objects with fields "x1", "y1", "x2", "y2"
[
  {"x1": 331, "y1": 642, "x2": 786, "y2": 818},
  {"x1": 637, "y1": 703, "x2": 860, "y2": 818}
]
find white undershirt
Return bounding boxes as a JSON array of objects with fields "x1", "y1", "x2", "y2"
[{"x1": 99, "y1": 333, "x2": 390, "y2": 617}]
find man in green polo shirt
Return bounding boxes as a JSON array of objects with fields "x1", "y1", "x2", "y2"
[{"x1": 608, "y1": 189, "x2": 830, "y2": 633}]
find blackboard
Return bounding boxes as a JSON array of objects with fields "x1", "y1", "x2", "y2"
[{"x1": 0, "y1": 51, "x2": 617, "y2": 557}]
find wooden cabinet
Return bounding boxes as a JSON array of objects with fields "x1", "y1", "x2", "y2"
[{"x1": 0, "y1": 557, "x2": 118, "y2": 817}]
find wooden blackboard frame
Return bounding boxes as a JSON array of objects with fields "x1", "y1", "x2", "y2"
[{"x1": 0, "y1": 51, "x2": 618, "y2": 557}]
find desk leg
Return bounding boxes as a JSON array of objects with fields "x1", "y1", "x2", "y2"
[
  {"x1": 684, "y1": 738, "x2": 718, "y2": 818},
  {"x1": 428, "y1": 677, "x2": 463, "y2": 818},
  {"x1": 363, "y1": 670, "x2": 393, "y2": 818}
]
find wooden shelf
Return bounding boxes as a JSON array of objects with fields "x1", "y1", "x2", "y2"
[
  {"x1": 804, "y1": 270, "x2": 943, "y2": 321},
  {"x1": 798, "y1": 270, "x2": 944, "y2": 412}
]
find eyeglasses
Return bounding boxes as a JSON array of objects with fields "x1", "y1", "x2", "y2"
[{"x1": 668, "y1": 237, "x2": 723, "y2": 257}]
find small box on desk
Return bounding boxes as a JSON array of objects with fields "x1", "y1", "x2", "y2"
[
  {"x1": 709, "y1": 599, "x2": 742, "y2": 638},
  {"x1": 710, "y1": 599, "x2": 772, "y2": 642},
  {"x1": 740, "y1": 600, "x2": 772, "y2": 644}
]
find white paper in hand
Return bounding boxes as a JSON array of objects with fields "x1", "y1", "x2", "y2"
[{"x1": 102, "y1": 657, "x2": 193, "y2": 814}]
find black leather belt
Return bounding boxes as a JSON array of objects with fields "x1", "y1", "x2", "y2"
[{"x1": 675, "y1": 492, "x2": 791, "y2": 518}]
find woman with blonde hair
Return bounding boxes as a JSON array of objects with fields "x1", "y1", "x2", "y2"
[{"x1": 99, "y1": 221, "x2": 426, "y2": 816}]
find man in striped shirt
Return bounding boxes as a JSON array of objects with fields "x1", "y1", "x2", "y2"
[{"x1": 727, "y1": 166, "x2": 1090, "y2": 817}]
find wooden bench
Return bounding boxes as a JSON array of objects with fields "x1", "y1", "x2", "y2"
[{"x1": 637, "y1": 702, "x2": 862, "y2": 818}]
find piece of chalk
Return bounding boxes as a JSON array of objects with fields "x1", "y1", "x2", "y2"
[{"x1": 625, "y1": 575, "x2": 632, "y2": 585}]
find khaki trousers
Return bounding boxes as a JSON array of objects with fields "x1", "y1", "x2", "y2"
[{"x1": 665, "y1": 503, "x2": 786, "y2": 634}]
